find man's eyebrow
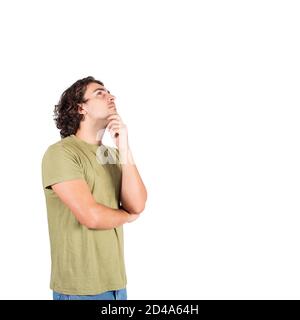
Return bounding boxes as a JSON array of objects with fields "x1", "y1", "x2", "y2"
[{"x1": 92, "y1": 88, "x2": 110, "y2": 94}]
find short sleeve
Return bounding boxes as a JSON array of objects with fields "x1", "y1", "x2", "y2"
[{"x1": 41, "y1": 144, "x2": 85, "y2": 190}]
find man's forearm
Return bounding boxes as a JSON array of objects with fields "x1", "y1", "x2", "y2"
[
  {"x1": 88, "y1": 202, "x2": 130, "y2": 230},
  {"x1": 119, "y1": 147, "x2": 147, "y2": 214}
]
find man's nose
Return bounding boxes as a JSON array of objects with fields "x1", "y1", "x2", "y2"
[{"x1": 108, "y1": 94, "x2": 115, "y2": 102}]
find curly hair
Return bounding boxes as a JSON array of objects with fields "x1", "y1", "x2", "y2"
[{"x1": 53, "y1": 76, "x2": 104, "y2": 138}]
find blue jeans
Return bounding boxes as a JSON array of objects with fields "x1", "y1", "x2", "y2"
[{"x1": 53, "y1": 288, "x2": 127, "y2": 300}]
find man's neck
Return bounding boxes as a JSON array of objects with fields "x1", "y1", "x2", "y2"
[{"x1": 75, "y1": 120, "x2": 107, "y2": 146}]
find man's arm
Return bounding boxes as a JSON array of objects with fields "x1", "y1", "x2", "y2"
[
  {"x1": 119, "y1": 146, "x2": 148, "y2": 214},
  {"x1": 51, "y1": 179, "x2": 139, "y2": 230},
  {"x1": 105, "y1": 112, "x2": 147, "y2": 214}
]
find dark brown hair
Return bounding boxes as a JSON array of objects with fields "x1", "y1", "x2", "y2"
[{"x1": 53, "y1": 76, "x2": 104, "y2": 138}]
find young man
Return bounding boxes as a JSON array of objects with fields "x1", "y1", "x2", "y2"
[{"x1": 41, "y1": 76, "x2": 147, "y2": 300}]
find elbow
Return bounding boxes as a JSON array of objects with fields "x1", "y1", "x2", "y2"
[
  {"x1": 121, "y1": 188, "x2": 147, "y2": 215},
  {"x1": 130, "y1": 198, "x2": 147, "y2": 215},
  {"x1": 130, "y1": 207, "x2": 144, "y2": 215},
  {"x1": 134, "y1": 189, "x2": 148, "y2": 214}
]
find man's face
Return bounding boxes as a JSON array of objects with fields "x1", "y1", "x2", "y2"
[{"x1": 79, "y1": 82, "x2": 117, "y2": 121}]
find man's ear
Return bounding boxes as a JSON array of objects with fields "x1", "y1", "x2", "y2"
[{"x1": 77, "y1": 103, "x2": 87, "y2": 115}]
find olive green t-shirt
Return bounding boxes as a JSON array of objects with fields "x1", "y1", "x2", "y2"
[{"x1": 41, "y1": 134, "x2": 127, "y2": 295}]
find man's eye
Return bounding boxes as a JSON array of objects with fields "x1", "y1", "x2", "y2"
[{"x1": 97, "y1": 92, "x2": 102, "y2": 95}]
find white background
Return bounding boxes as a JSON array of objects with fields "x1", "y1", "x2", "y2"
[{"x1": 0, "y1": 0, "x2": 299, "y2": 299}]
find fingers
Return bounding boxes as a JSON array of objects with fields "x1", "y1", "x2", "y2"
[
  {"x1": 107, "y1": 124, "x2": 121, "y2": 135},
  {"x1": 106, "y1": 113, "x2": 127, "y2": 141},
  {"x1": 107, "y1": 118, "x2": 124, "y2": 136},
  {"x1": 127, "y1": 213, "x2": 140, "y2": 223},
  {"x1": 108, "y1": 125, "x2": 120, "y2": 137},
  {"x1": 107, "y1": 114, "x2": 122, "y2": 122},
  {"x1": 107, "y1": 120, "x2": 121, "y2": 129},
  {"x1": 110, "y1": 128, "x2": 120, "y2": 136}
]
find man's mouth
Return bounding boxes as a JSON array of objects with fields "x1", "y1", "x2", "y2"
[{"x1": 109, "y1": 104, "x2": 117, "y2": 112}]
